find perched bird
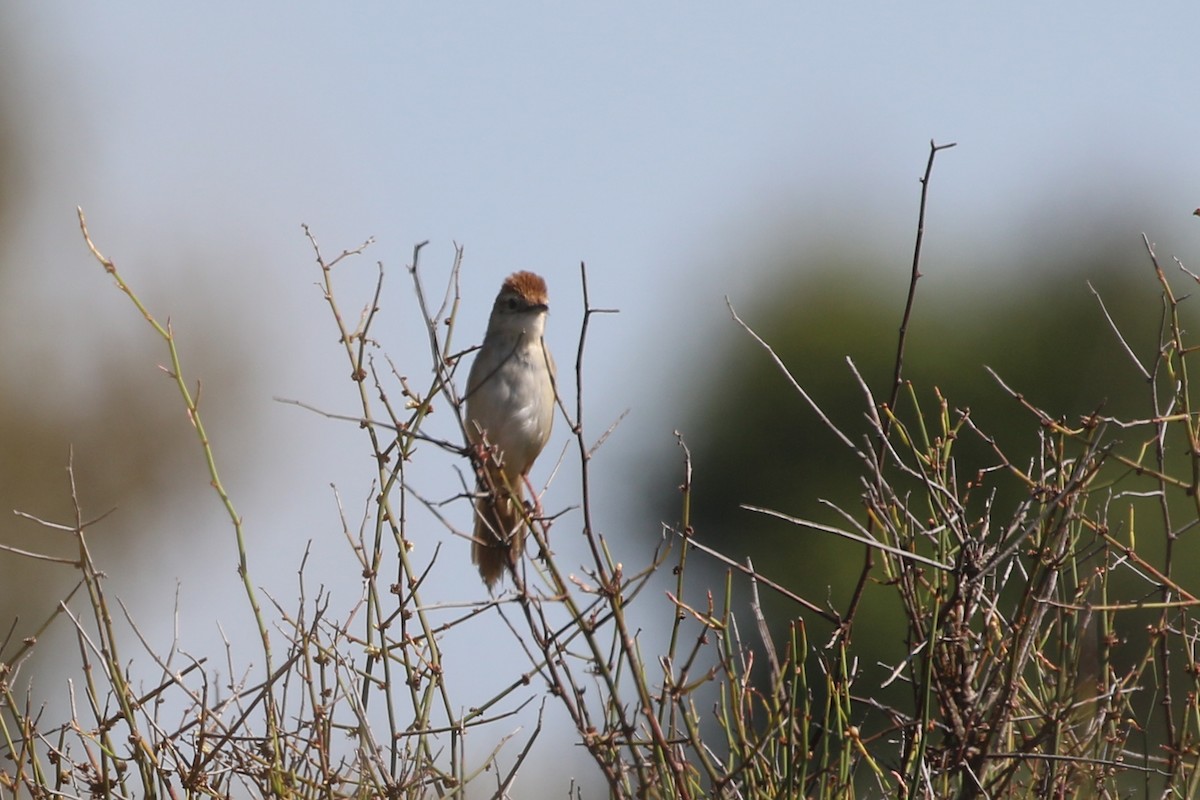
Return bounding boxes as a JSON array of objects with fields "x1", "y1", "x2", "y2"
[{"x1": 465, "y1": 271, "x2": 556, "y2": 589}]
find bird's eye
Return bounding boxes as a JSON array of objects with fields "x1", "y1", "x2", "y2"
[{"x1": 505, "y1": 297, "x2": 520, "y2": 311}]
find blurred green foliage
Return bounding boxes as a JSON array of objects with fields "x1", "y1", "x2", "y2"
[{"x1": 676, "y1": 230, "x2": 1192, "y2": 682}]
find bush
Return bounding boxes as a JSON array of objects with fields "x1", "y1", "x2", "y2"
[{"x1": 4, "y1": 152, "x2": 1200, "y2": 797}]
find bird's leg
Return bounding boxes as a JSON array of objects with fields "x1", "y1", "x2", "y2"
[
  {"x1": 521, "y1": 473, "x2": 543, "y2": 519},
  {"x1": 522, "y1": 473, "x2": 553, "y2": 561}
]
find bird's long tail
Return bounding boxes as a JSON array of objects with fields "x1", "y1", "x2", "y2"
[{"x1": 472, "y1": 464, "x2": 526, "y2": 589}]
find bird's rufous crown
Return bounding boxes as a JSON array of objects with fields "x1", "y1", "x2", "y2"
[{"x1": 502, "y1": 271, "x2": 549, "y2": 306}]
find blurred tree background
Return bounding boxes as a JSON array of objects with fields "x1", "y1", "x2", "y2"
[
  {"x1": 0, "y1": 29, "x2": 258, "y2": 665},
  {"x1": 662, "y1": 207, "x2": 1200, "y2": 748}
]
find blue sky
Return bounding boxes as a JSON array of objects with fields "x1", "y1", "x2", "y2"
[{"x1": 5, "y1": 3, "x2": 1200, "y2": 794}]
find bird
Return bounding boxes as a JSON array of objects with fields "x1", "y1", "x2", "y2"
[{"x1": 464, "y1": 271, "x2": 556, "y2": 589}]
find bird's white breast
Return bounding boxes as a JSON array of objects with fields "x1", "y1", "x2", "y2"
[{"x1": 466, "y1": 335, "x2": 555, "y2": 477}]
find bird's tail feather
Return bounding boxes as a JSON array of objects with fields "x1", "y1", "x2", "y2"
[{"x1": 472, "y1": 466, "x2": 526, "y2": 589}]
